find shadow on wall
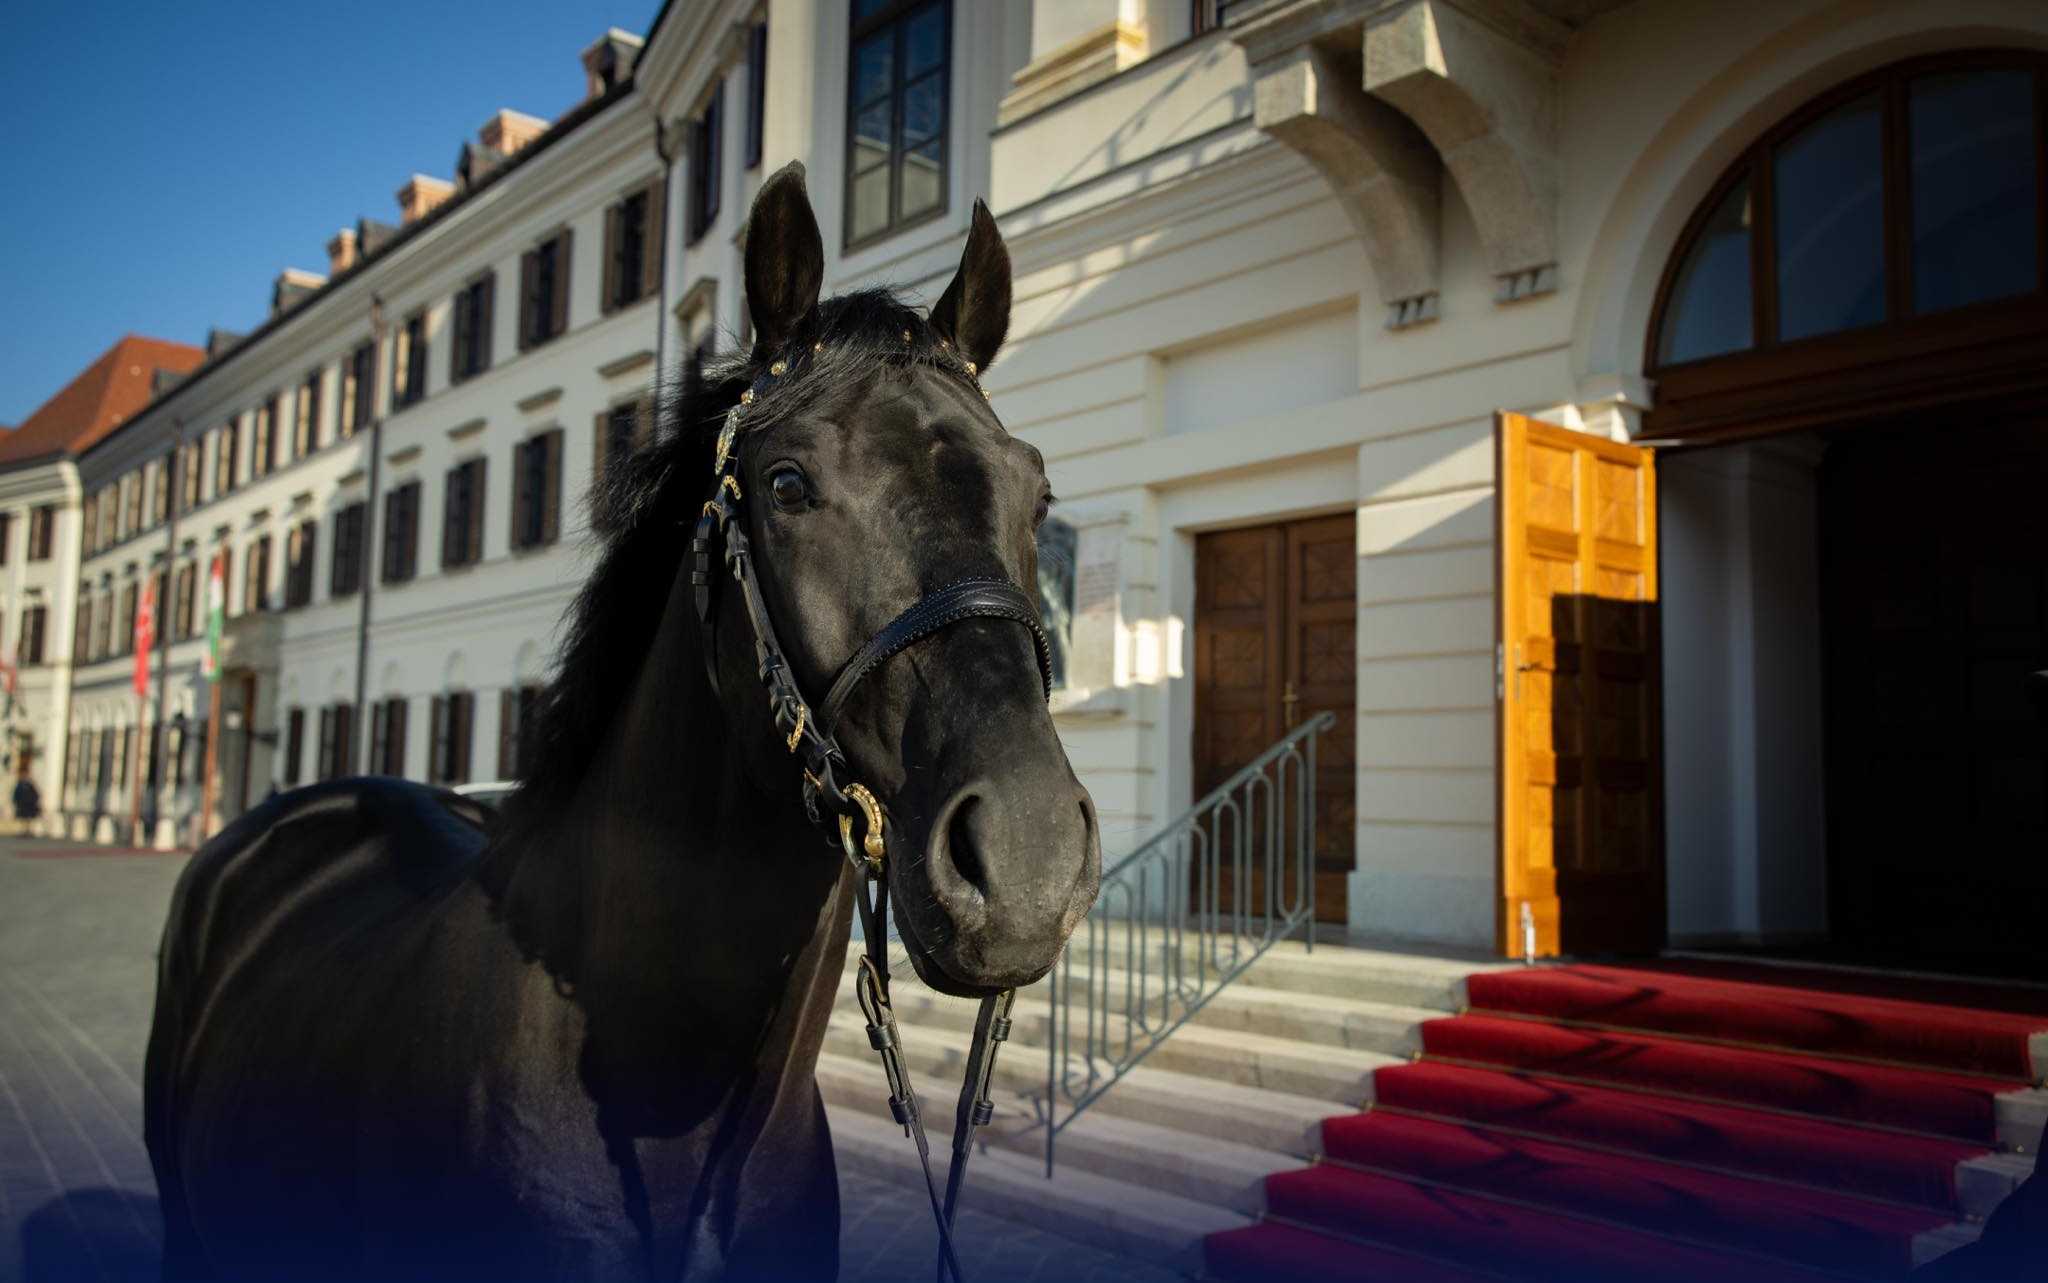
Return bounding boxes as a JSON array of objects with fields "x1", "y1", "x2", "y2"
[{"x1": 18, "y1": 1187, "x2": 161, "y2": 1282}]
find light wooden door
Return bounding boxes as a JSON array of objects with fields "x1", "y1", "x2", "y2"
[
  {"x1": 1498, "y1": 413, "x2": 1663, "y2": 957},
  {"x1": 1194, "y1": 516, "x2": 1355, "y2": 925}
]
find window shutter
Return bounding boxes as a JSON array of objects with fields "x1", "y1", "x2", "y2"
[
  {"x1": 635, "y1": 396, "x2": 655, "y2": 448},
  {"x1": 592, "y1": 409, "x2": 612, "y2": 493},
  {"x1": 642, "y1": 178, "x2": 666, "y2": 302},
  {"x1": 509, "y1": 441, "x2": 530, "y2": 549},
  {"x1": 601, "y1": 202, "x2": 623, "y2": 314},
  {"x1": 403, "y1": 486, "x2": 419, "y2": 579},
  {"x1": 429, "y1": 696, "x2": 447, "y2": 784},
  {"x1": 453, "y1": 692, "x2": 474, "y2": 784},
  {"x1": 450, "y1": 290, "x2": 471, "y2": 382},
  {"x1": 442, "y1": 470, "x2": 463, "y2": 568},
  {"x1": 541, "y1": 429, "x2": 563, "y2": 545},
  {"x1": 518, "y1": 250, "x2": 538, "y2": 350},
  {"x1": 369, "y1": 702, "x2": 387, "y2": 775},
  {"x1": 466, "y1": 459, "x2": 487, "y2": 564},
  {"x1": 337, "y1": 704, "x2": 353, "y2": 776},
  {"x1": 286, "y1": 708, "x2": 305, "y2": 786},
  {"x1": 498, "y1": 688, "x2": 517, "y2": 779},
  {"x1": 479, "y1": 274, "x2": 496, "y2": 370},
  {"x1": 550, "y1": 229, "x2": 573, "y2": 338},
  {"x1": 389, "y1": 698, "x2": 408, "y2": 776}
]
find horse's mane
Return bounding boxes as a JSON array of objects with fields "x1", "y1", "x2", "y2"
[{"x1": 499, "y1": 288, "x2": 971, "y2": 833}]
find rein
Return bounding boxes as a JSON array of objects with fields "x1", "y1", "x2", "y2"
[{"x1": 689, "y1": 339, "x2": 1050, "y2": 1283}]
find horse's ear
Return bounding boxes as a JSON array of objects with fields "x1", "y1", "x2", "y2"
[
  {"x1": 929, "y1": 199, "x2": 1011, "y2": 372},
  {"x1": 744, "y1": 161, "x2": 825, "y2": 362}
]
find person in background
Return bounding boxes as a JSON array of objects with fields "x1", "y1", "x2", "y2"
[{"x1": 13, "y1": 771, "x2": 41, "y2": 824}]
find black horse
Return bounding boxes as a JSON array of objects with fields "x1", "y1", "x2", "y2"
[{"x1": 144, "y1": 164, "x2": 1101, "y2": 1282}]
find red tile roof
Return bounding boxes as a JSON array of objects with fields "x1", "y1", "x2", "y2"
[{"x1": 0, "y1": 335, "x2": 204, "y2": 467}]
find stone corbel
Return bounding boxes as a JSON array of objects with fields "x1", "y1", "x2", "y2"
[
  {"x1": 1364, "y1": 0, "x2": 1559, "y2": 300},
  {"x1": 1251, "y1": 44, "x2": 1442, "y2": 329}
]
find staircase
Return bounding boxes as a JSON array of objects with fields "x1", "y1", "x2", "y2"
[{"x1": 824, "y1": 947, "x2": 2048, "y2": 1281}]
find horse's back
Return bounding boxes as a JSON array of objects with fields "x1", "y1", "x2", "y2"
[{"x1": 146, "y1": 777, "x2": 503, "y2": 1280}]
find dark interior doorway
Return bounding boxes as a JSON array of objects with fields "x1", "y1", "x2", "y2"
[{"x1": 1819, "y1": 415, "x2": 2048, "y2": 975}]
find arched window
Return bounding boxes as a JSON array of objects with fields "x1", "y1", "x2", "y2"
[{"x1": 1651, "y1": 54, "x2": 2045, "y2": 376}]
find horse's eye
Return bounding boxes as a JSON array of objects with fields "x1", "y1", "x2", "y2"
[
  {"x1": 770, "y1": 467, "x2": 809, "y2": 510},
  {"x1": 1032, "y1": 492, "x2": 1052, "y2": 529}
]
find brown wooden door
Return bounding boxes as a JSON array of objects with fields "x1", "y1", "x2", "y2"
[
  {"x1": 1499, "y1": 413, "x2": 1663, "y2": 957},
  {"x1": 1194, "y1": 515, "x2": 1355, "y2": 924},
  {"x1": 1822, "y1": 418, "x2": 2048, "y2": 972}
]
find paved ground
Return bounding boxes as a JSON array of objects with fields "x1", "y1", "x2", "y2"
[{"x1": 0, "y1": 835, "x2": 1183, "y2": 1283}]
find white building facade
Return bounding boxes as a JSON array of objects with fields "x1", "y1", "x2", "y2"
[{"x1": 42, "y1": 0, "x2": 2048, "y2": 971}]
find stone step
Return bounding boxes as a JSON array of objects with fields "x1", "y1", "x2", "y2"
[
  {"x1": 828, "y1": 1091, "x2": 1250, "y2": 1275},
  {"x1": 849, "y1": 934, "x2": 1492, "y2": 1011},
  {"x1": 842, "y1": 965, "x2": 1436, "y2": 1060},
  {"x1": 819, "y1": 1013, "x2": 1336, "y2": 1158},
  {"x1": 1996, "y1": 1085, "x2": 2047, "y2": 1154},
  {"x1": 833, "y1": 994, "x2": 1394, "y2": 1105},
  {"x1": 819, "y1": 1052, "x2": 1296, "y2": 1215},
  {"x1": 1955, "y1": 1150, "x2": 2040, "y2": 1220}
]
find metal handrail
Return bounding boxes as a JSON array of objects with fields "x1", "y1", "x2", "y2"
[{"x1": 1038, "y1": 710, "x2": 1335, "y2": 1175}]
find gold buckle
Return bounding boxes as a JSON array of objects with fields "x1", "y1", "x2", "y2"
[{"x1": 838, "y1": 782, "x2": 886, "y2": 874}]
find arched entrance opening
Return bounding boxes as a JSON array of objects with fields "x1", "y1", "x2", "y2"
[{"x1": 1646, "y1": 51, "x2": 2047, "y2": 974}]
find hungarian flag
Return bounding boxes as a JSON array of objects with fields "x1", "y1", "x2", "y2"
[
  {"x1": 133, "y1": 576, "x2": 156, "y2": 698},
  {"x1": 200, "y1": 552, "x2": 226, "y2": 679}
]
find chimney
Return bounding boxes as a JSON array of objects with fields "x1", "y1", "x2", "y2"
[
  {"x1": 581, "y1": 29, "x2": 644, "y2": 99},
  {"x1": 327, "y1": 227, "x2": 359, "y2": 275},
  {"x1": 271, "y1": 268, "x2": 327, "y2": 316},
  {"x1": 479, "y1": 109, "x2": 549, "y2": 158},
  {"x1": 396, "y1": 174, "x2": 455, "y2": 225}
]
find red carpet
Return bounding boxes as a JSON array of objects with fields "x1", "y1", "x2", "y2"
[{"x1": 1204, "y1": 961, "x2": 2047, "y2": 1282}]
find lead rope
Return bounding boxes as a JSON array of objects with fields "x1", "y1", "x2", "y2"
[{"x1": 842, "y1": 802, "x2": 1013, "y2": 1283}]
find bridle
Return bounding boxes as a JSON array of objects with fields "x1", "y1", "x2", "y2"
[{"x1": 689, "y1": 334, "x2": 1051, "y2": 1283}]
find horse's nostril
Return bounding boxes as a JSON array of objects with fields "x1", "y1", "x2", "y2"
[{"x1": 945, "y1": 795, "x2": 991, "y2": 896}]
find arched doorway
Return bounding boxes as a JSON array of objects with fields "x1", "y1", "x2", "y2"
[{"x1": 1645, "y1": 51, "x2": 2047, "y2": 974}]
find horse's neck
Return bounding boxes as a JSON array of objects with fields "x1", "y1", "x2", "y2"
[{"x1": 482, "y1": 591, "x2": 850, "y2": 1118}]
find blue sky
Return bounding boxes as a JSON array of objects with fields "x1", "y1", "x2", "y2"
[{"x1": 0, "y1": 0, "x2": 665, "y2": 426}]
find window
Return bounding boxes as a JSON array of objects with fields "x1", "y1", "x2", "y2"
[
  {"x1": 689, "y1": 82, "x2": 726, "y2": 243},
  {"x1": 17, "y1": 605, "x2": 46, "y2": 665},
  {"x1": 846, "y1": 1, "x2": 949, "y2": 246},
  {"x1": 392, "y1": 311, "x2": 427, "y2": 409},
  {"x1": 27, "y1": 505, "x2": 54, "y2": 561},
  {"x1": 245, "y1": 535, "x2": 272, "y2": 613},
  {"x1": 173, "y1": 562, "x2": 197, "y2": 640},
  {"x1": 519, "y1": 230, "x2": 573, "y2": 349},
  {"x1": 1652, "y1": 56, "x2": 2047, "y2": 370},
  {"x1": 72, "y1": 593, "x2": 91, "y2": 663},
  {"x1": 343, "y1": 342, "x2": 376, "y2": 437},
  {"x1": 592, "y1": 400, "x2": 650, "y2": 491},
  {"x1": 295, "y1": 370, "x2": 322, "y2": 459},
  {"x1": 331, "y1": 502, "x2": 367, "y2": 598},
  {"x1": 382, "y1": 481, "x2": 421, "y2": 584},
  {"x1": 509, "y1": 430, "x2": 563, "y2": 551},
  {"x1": 1192, "y1": 1, "x2": 1256, "y2": 35},
  {"x1": 284, "y1": 520, "x2": 318, "y2": 608},
  {"x1": 498, "y1": 684, "x2": 543, "y2": 779},
  {"x1": 368, "y1": 697, "x2": 408, "y2": 776},
  {"x1": 316, "y1": 703, "x2": 354, "y2": 779},
  {"x1": 121, "y1": 473, "x2": 141, "y2": 538},
  {"x1": 116, "y1": 583, "x2": 137, "y2": 655},
  {"x1": 1035, "y1": 517, "x2": 1077, "y2": 690},
  {"x1": 0, "y1": 511, "x2": 12, "y2": 564},
  {"x1": 251, "y1": 396, "x2": 278, "y2": 479},
  {"x1": 152, "y1": 454, "x2": 172, "y2": 526},
  {"x1": 94, "y1": 590, "x2": 113, "y2": 660},
  {"x1": 215, "y1": 421, "x2": 239, "y2": 495},
  {"x1": 180, "y1": 439, "x2": 203, "y2": 511},
  {"x1": 450, "y1": 274, "x2": 495, "y2": 383},
  {"x1": 284, "y1": 707, "x2": 305, "y2": 786},
  {"x1": 603, "y1": 183, "x2": 662, "y2": 312},
  {"x1": 428, "y1": 691, "x2": 475, "y2": 785},
  {"x1": 442, "y1": 459, "x2": 487, "y2": 568},
  {"x1": 745, "y1": 21, "x2": 768, "y2": 169},
  {"x1": 78, "y1": 499, "x2": 93, "y2": 557}
]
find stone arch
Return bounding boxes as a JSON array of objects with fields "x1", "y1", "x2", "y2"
[
  {"x1": 1569, "y1": 1, "x2": 2048, "y2": 417},
  {"x1": 441, "y1": 650, "x2": 469, "y2": 691},
  {"x1": 377, "y1": 661, "x2": 406, "y2": 700},
  {"x1": 512, "y1": 640, "x2": 546, "y2": 688}
]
